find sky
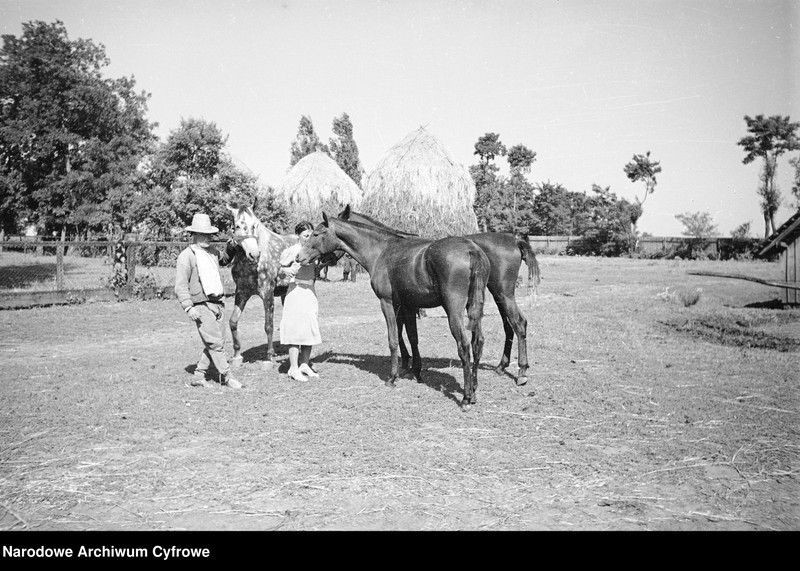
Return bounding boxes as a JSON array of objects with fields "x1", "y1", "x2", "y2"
[{"x1": 1, "y1": 0, "x2": 798, "y2": 236}]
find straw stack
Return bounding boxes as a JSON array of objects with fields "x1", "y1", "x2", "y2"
[
  {"x1": 360, "y1": 127, "x2": 479, "y2": 238},
  {"x1": 276, "y1": 151, "x2": 363, "y2": 225}
]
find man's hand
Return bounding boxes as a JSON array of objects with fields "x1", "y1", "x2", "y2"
[{"x1": 187, "y1": 307, "x2": 201, "y2": 322}]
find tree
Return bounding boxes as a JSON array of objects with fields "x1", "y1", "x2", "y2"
[
  {"x1": 329, "y1": 112, "x2": 363, "y2": 187},
  {"x1": 0, "y1": 20, "x2": 156, "y2": 236},
  {"x1": 737, "y1": 114, "x2": 800, "y2": 236},
  {"x1": 289, "y1": 115, "x2": 328, "y2": 168},
  {"x1": 790, "y1": 155, "x2": 800, "y2": 210},
  {"x1": 137, "y1": 118, "x2": 267, "y2": 238},
  {"x1": 675, "y1": 211, "x2": 719, "y2": 239},
  {"x1": 731, "y1": 221, "x2": 751, "y2": 239},
  {"x1": 530, "y1": 182, "x2": 575, "y2": 235},
  {"x1": 503, "y1": 144, "x2": 537, "y2": 234},
  {"x1": 470, "y1": 133, "x2": 507, "y2": 232},
  {"x1": 623, "y1": 150, "x2": 660, "y2": 251}
]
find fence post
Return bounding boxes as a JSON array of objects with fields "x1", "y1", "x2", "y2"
[
  {"x1": 126, "y1": 243, "x2": 137, "y2": 286},
  {"x1": 56, "y1": 238, "x2": 65, "y2": 290}
]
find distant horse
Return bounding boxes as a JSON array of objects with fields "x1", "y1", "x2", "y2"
[
  {"x1": 297, "y1": 208, "x2": 490, "y2": 409},
  {"x1": 226, "y1": 205, "x2": 299, "y2": 367},
  {"x1": 339, "y1": 209, "x2": 541, "y2": 387}
]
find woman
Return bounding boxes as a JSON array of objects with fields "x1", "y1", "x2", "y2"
[{"x1": 279, "y1": 221, "x2": 322, "y2": 382}]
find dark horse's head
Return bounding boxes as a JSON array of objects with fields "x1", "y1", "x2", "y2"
[
  {"x1": 297, "y1": 207, "x2": 352, "y2": 265},
  {"x1": 226, "y1": 204, "x2": 261, "y2": 264}
]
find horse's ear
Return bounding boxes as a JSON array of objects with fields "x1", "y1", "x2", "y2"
[
  {"x1": 322, "y1": 211, "x2": 329, "y2": 226},
  {"x1": 251, "y1": 195, "x2": 258, "y2": 213},
  {"x1": 342, "y1": 204, "x2": 351, "y2": 220},
  {"x1": 226, "y1": 203, "x2": 238, "y2": 214}
]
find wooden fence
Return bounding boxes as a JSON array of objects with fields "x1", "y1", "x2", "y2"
[
  {"x1": 0, "y1": 239, "x2": 234, "y2": 309},
  {"x1": 527, "y1": 235, "x2": 761, "y2": 257}
]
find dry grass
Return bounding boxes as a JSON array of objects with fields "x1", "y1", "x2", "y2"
[
  {"x1": 1, "y1": 256, "x2": 798, "y2": 530},
  {"x1": 360, "y1": 127, "x2": 479, "y2": 238}
]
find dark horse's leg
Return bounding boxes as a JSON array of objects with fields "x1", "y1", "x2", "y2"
[
  {"x1": 379, "y1": 299, "x2": 401, "y2": 388},
  {"x1": 229, "y1": 290, "x2": 249, "y2": 368},
  {"x1": 470, "y1": 315, "x2": 485, "y2": 402},
  {"x1": 401, "y1": 305, "x2": 423, "y2": 382},
  {"x1": 492, "y1": 290, "x2": 529, "y2": 386},
  {"x1": 445, "y1": 308, "x2": 474, "y2": 408},
  {"x1": 492, "y1": 290, "x2": 515, "y2": 375},
  {"x1": 396, "y1": 309, "x2": 411, "y2": 373}
]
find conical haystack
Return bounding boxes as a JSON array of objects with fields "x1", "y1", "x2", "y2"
[
  {"x1": 360, "y1": 127, "x2": 479, "y2": 238},
  {"x1": 276, "y1": 151, "x2": 363, "y2": 225}
]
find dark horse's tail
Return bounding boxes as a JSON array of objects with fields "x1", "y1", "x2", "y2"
[
  {"x1": 466, "y1": 249, "x2": 488, "y2": 331},
  {"x1": 516, "y1": 237, "x2": 541, "y2": 298}
]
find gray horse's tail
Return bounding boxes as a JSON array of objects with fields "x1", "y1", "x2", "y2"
[{"x1": 517, "y1": 237, "x2": 541, "y2": 298}]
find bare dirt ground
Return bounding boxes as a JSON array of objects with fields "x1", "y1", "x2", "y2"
[{"x1": 0, "y1": 256, "x2": 798, "y2": 531}]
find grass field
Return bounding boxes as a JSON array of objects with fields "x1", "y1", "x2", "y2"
[{"x1": 0, "y1": 256, "x2": 797, "y2": 530}]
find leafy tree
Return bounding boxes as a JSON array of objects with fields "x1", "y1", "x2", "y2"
[
  {"x1": 789, "y1": 155, "x2": 800, "y2": 210},
  {"x1": 737, "y1": 114, "x2": 800, "y2": 236},
  {"x1": 0, "y1": 20, "x2": 156, "y2": 236},
  {"x1": 675, "y1": 211, "x2": 719, "y2": 239},
  {"x1": 507, "y1": 144, "x2": 536, "y2": 177},
  {"x1": 470, "y1": 133, "x2": 507, "y2": 232},
  {"x1": 623, "y1": 150, "x2": 660, "y2": 251},
  {"x1": 573, "y1": 184, "x2": 640, "y2": 256},
  {"x1": 137, "y1": 118, "x2": 273, "y2": 238},
  {"x1": 329, "y1": 112, "x2": 363, "y2": 187},
  {"x1": 289, "y1": 115, "x2": 328, "y2": 168},
  {"x1": 731, "y1": 221, "x2": 751, "y2": 239},
  {"x1": 675, "y1": 211, "x2": 720, "y2": 259},
  {"x1": 530, "y1": 182, "x2": 575, "y2": 235}
]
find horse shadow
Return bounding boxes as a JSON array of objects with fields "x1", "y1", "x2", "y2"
[{"x1": 240, "y1": 343, "x2": 506, "y2": 406}]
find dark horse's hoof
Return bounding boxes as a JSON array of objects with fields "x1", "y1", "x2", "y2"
[
  {"x1": 493, "y1": 365, "x2": 507, "y2": 377},
  {"x1": 460, "y1": 400, "x2": 473, "y2": 412},
  {"x1": 515, "y1": 375, "x2": 528, "y2": 386},
  {"x1": 385, "y1": 379, "x2": 397, "y2": 389}
]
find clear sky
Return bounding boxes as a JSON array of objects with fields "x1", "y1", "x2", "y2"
[{"x1": 2, "y1": 0, "x2": 798, "y2": 236}]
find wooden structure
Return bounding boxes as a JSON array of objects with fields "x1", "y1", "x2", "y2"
[{"x1": 758, "y1": 210, "x2": 800, "y2": 306}]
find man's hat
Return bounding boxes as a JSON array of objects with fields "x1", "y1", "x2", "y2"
[{"x1": 185, "y1": 213, "x2": 218, "y2": 234}]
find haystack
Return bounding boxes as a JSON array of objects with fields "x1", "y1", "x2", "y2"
[
  {"x1": 360, "y1": 127, "x2": 479, "y2": 238},
  {"x1": 276, "y1": 151, "x2": 363, "y2": 225}
]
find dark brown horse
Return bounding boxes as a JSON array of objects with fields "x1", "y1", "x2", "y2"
[
  {"x1": 339, "y1": 209, "x2": 540, "y2": 386},
  {"x1": 297, "y1": 209, "x2": 490, "y2": 409}
]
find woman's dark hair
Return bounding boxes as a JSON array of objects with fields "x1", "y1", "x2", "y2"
[{"x1": 294, "y1": 221, "x2": 314, "y2": 235}]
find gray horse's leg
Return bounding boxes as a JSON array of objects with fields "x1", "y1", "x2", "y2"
[
  {"x1": 229, "y1": 291, "x2": 249, "y2": 368},
  {"x1": 261, "y1": 290, "x2": 276, "y2": 369}
]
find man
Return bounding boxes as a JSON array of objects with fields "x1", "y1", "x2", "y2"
[{"x1": 174, "y1": 212, "x2": 242, "y2": 389}]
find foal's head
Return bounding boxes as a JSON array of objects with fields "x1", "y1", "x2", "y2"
[
  {"x1": 227, "y1": 205, "x2": 261, "y2": 263},
  {"x1": 296, "y1": 212, "x2": 342, "y2": 265}
]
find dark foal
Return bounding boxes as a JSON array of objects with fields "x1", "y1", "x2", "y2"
[
  {"x1": 297, "y1": 209, "x2": 490, "y2": 409},
  {"x1": 341, "y1": 209, "x2": 540, "y2": 386}
]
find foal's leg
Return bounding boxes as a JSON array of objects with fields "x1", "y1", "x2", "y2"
[
  {"x1": 502, "y1": 296, "x2": 529, "y2": 386},
  {"x1": 401, "y1": 306, "x2": 423, "y2": 383},
  {"x1": 379, "y1": 299, "x2": 401, "y2": 388},
  {"x1": 445, "y1": 308, "x2": 474, "y2": 409},
  {"x1": 470, "y1": 317, "x2": 485, "y2": 401},
  {"x1": 229, "y1": 291, "x2": 249, "y2": 368},
  {"x1": 491, "y1": 290, "x2": 515, "y2": 376},
  {"x1": 396, "y1": 310, "x2": 411, "y2": 373}
]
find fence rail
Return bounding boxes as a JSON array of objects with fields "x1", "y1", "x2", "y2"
[
  {"x1": 0, "y1": 239, "x2": 235, "y2": 309},
  {"x1": 527, "y1": 235, "x2": 762, "y2": 257}
]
